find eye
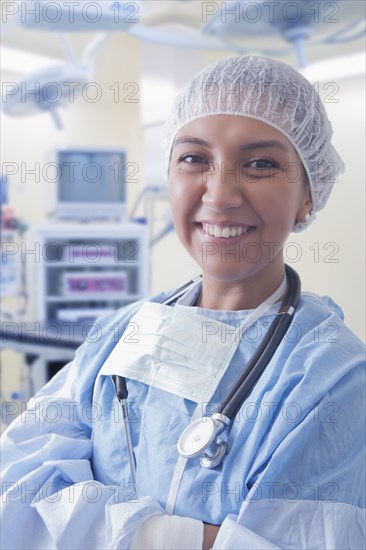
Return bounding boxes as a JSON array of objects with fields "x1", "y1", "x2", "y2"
[
  {"x1": 179, "y1": 154, "x2": 209, "y2": 165},
  {"x1": 246, "y1": 158, "x2": 280, "y2": 170},
  {"x1": 244, "y1": 158, "x2": 281, "y2": 179}
]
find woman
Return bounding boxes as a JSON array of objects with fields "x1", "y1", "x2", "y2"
[{"x1": 1, "y1": 56, "x2": 365, "y2": 550}]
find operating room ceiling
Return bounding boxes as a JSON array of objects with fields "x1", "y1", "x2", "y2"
[{"x1": 2, "y1": 0, "x2": 365, "y2": 68}]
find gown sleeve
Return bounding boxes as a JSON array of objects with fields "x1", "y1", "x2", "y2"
[
  {"x1": 0, "y1": 348, "x2": 164, "y2": 550},
  {"x1": 1, "y1": 317, "x2": 205, "y2": 550},
  {"x1": 213, "y1": 359, "x2": 365, "y2": 550}
]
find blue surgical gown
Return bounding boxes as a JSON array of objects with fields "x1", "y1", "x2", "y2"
[{"x1": 1, "y1": 287, "x2": 365, "y2": 549}]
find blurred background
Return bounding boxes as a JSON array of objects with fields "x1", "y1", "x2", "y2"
[{"x1": 1, "y1": 0, "x2": 365, "y2": 426}]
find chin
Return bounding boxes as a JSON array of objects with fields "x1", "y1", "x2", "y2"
[{"x1": 198, "y1": 261, "x2": 261, "y2": 283}]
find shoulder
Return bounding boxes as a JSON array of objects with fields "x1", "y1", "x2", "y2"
[
  {"x1": 297, "y1": 291, "x2": 345, "y2": 322},
  {"x1": 275, "y1": 291, "x2": 365, "y2": 400},
  {"x1": 255, "y1": 293, "x2": 365, "y2": 461},
  {"x1": 293, "y1": 291, "x2": 364, "y2": 350}
]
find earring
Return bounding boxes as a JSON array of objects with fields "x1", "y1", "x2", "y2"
[{"x1": 304, "y1": 210, "x2": 314, "y2": 222}]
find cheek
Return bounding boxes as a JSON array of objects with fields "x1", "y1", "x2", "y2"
[
  {"x1": 169, "y1": 172, "x2": 200, "y2": 212},
  {"x1": 168, "y1": 177, "x2": 194, "y2": 234},
  {"x1": 170, "y1": 181, "x2": 188, "y2": 206},
  {"x1": 169, "y1": 181, "x2": 184, "y2": 218},
  {"x1": 252, "y1": 185, "x2": 299, "y2": 232}
]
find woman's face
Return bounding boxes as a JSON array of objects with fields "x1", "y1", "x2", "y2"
[{"x1": 168, "y1": 115, "x2": 312, "y2": 283}]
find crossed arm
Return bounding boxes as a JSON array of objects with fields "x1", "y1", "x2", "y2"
[{"x1": 203, "y1": 523, "x2": 221, "y2": 549}]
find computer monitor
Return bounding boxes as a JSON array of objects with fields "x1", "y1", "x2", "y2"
[{"x1": 56, "y1": 147, "x2": 127, "y2": 221}]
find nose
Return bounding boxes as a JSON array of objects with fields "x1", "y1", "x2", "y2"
[{"x1": 202, "y1": 161, "x2": 245, "y2": 211}]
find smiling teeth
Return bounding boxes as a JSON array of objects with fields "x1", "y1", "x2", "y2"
[{"x1": 202, "y1": 223, "x2": 251, "y2": 238}]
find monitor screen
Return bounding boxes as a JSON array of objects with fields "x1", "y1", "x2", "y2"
[{"x1": 57, "y1": 149, "x2": 126, "y2": 204}]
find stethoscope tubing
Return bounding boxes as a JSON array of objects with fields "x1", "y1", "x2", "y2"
[
  {"x1": 160, "y1": 274, "x2": 203, "y2": 306},
  {"x1": 114, "y1": 264, "x2": 301, "y2": 470},
  {"x1": 219, "y1": 265, "x2": 301, "y2": 419},
  {"x1": 111, "y1": 277, "x2": 203, "y2": 486},
  {"x1": 111, "y1": 375, "x2": 138, "y2": 487}
]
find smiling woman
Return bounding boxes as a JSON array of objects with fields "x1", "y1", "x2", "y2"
[
  {"x1": 168, "y1": 115, "x2": 312, "y2": 310},
  {"x1": 1, "y1": 56, "x2": 365, "y2": 550}
]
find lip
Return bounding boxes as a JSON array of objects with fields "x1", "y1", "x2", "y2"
[
  {"x1": 195, "y1": 222, "x2": 256, "y2": 242},
  {"x1": 198, "y1": 220, "x2": 255, "y2": 228}
]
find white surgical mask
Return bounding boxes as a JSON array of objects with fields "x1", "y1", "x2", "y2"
[{"x1": 100, "y1": 277, "x2": 286, "y2": 404}]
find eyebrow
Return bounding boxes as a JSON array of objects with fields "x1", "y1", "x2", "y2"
[
  {"x1": 173, "y1": 136, "x2": 211, "y2": 148},
  {"x1": 173, "y1": 136, "x2": 289, "y2": 152}
]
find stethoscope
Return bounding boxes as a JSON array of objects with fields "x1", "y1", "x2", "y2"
[{"x1": 112, "y1": 264, "x2": 301, "y2": 483}]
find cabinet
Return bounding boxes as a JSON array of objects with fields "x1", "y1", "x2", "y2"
[
  {"x1": 0, "y1": 229, "x2": 20, "y2": 297},
  {"x1": 31, "y1": 222, "x2": 150, "y2": 388}
]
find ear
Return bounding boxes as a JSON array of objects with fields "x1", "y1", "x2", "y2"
[{"x1": 295, "y1": 186, "x2": 313, "y2": 224}]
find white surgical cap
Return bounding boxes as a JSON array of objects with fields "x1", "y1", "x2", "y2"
[{"x1": 163, "y1": 55, "x2": 345, "y2": 232}]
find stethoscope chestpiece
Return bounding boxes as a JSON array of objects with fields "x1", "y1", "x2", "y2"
[
  {"x1": 177, "y1": 413, "x2": 231, "y2": 469},
  {"x1": 199, "y1": 438, "x2": 227, "y2": 469}
]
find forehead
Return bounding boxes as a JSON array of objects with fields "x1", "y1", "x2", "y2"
[
  {"x1": 173, "y1": 114, "x2": 294, "y2": 150},
  {"x1": 171, "y1": 115, "x2": 302, "y2": 164}
]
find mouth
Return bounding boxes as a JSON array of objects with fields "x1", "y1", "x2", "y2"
[{"x1": 198, "y1": 222, "x2": 256, "y2": 239}]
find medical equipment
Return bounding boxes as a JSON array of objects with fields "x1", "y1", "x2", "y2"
[
  {"x1": 0, "y1": 176, "x2": 9, "y2": 206},
  {"x1": 2, "y1": 1, "x2": 138, "y2": 127},
  {"x1": 1, "y1": 63, "x2": 91, "y2": 130},
  {"x1": 128, "y1": 185, "x2": 174, "y2": 247},
  {"x1": 0, "y1": 178, "x2": 18, "y2": 298},
  {"x1": 0, "y1": 229, "x2": 19, "y2": 298},
  {"x1": 0, "y1": 180, "x2": 28, "y2": 319},
  {"x1": 62, "y1": 272, "x2": 128, "y2": 296},
  {"x1": 3, "y1": 2, "x2": 364, "y2": 128},
  {"x1": 1, "y1": 33, "x2": 110, "y2": 129},
  {"x1": 10, "y1": 1, "x2": 140, "y2": 32},
  {"x1": 7, "y1": 1, "x2": 364, "y2": 62},
  {"x1": 113, "y1": 264, "x2": 301, "y2": 471},
  {"x1": 26, "y1": 223, "x2": 150, "y2": 390},
  {"x1": 200, "y1": 0, "x2": 366, "y2": 68},
  {"x1": 0, "y1": 320, "x2": 86, "y2": 421},
  {"x1": 54, "y1": 148, "x2": 127, "y2": 222}
]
